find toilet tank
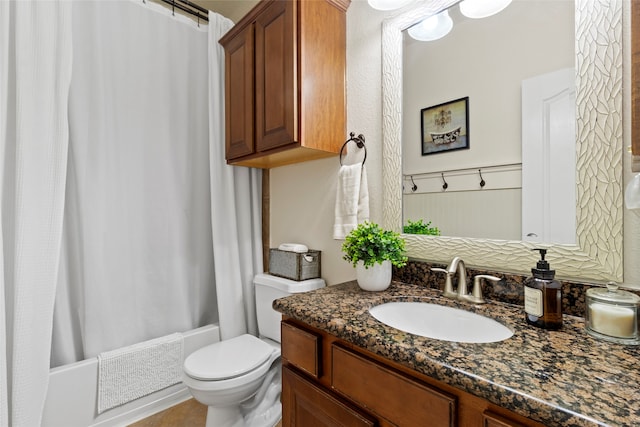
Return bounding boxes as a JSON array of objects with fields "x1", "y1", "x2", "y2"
[{"x1": 254, "y1": 273, "x2": 325, "y2": 343}]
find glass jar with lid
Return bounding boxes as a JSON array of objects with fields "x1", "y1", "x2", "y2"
[{"x1": 585, "y1": 282, "x2": 640, "y2": 345}]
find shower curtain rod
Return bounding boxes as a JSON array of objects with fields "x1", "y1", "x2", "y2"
[{"x1": 157, "y1": 0, "x2": 209, "y2": 22}]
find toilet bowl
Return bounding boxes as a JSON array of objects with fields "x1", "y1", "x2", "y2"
[{"x1": 182, "y1": 273, "x2": 325, "y2": 427}]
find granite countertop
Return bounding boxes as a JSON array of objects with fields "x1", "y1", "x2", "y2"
[{"x1": 273, "y1": 281, "x2": 640, "y2": 427}]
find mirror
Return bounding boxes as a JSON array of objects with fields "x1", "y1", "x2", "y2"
[
  {"x1": 381, "y1": 0, "x2": 623, "y2": 281},
  {"x1": 401, "y1": 1, "x2": 575, "y2": 243}
]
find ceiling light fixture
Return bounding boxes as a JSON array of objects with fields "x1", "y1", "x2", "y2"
[
  {"x1": 367, "y1": 0, "x2": 413, "y2": 11},
  {"x1": 459, "y1": 0, "x2": 512, "y2": 19},
  {"x1": 407, "y1": 10, "x2": 453, "y2": 42}
]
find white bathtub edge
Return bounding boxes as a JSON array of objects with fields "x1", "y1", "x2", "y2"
[{"x1": 42, "y1": 324, "x2": 220, "y2": 427}]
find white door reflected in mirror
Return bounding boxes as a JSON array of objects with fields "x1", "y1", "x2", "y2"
[
  {"x1": 521, "y1": 68, "x2": 576, "y2": 244},
  {"x1": 625, "y1": 174, "x2": 640, "y2": 210}
]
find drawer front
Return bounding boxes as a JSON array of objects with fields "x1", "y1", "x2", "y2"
[
  {"x1": 483, "y1": 411, "x2": 527, "y2": 427},
  {"x1": 281, "y1": 321, "x2": 321, "y2": 378},
  {"x1": 332, "y1": 345, "x2": 456, "y2": 427},
  {"x1": 283, "y1": 366, "x2": 377, "y2": 427}
]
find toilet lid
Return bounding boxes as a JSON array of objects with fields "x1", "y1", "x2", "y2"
[{"x1": 184, "y1": 334, "x2": 275, "y2": 381}]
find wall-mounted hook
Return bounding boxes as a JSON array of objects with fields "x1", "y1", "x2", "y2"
[
  {"x1": 410, "y1": 176, "x2": 417, "y2": 192},
  {"x1": 441, "y1": 173, "x2": 448, "y2": 190},
  {"x1": 478, "y1": 169, "x2": 485, "y2": 188}
]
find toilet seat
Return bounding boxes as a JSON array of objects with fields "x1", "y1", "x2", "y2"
[
  {"x1": 184, "y1": 334, "x2": 275, "y2": 381},
  {"x1": 183, "y1": 334, "x2": 281, "y2": 394}
]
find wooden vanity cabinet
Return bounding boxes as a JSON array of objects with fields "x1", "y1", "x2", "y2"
[
  {"x1": 282, "y1": 366, "x2": 377, "y2": 426},
  {"x1": 219, "y1": 0, "x2": 349, "y2": 169},
  {"x1": 281, "y1": 318, "x2": 546, "y2": 427}
]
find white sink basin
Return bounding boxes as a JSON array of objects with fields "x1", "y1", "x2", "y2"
[{"x1": 369, "y1": 302, "x2": 513, "y2": 343}]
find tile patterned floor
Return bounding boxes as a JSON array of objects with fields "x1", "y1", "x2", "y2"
[
  {"x1": 128, "y1": 399, "x2": 206, "y2": 427},
  {"x1": 128, "y1": 399, "x2": 282, "y2": 427}
]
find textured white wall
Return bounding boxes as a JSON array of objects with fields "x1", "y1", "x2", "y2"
[
  {"x1": 269, "y1": 0, "x2": 640, "y2": 287},
  {"x1": 270, "y1": 0, "x2": 385, "y2": 286}
]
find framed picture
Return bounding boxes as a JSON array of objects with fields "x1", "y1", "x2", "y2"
[{"x1": 421, "y1": 97, "x2": 469, "y2": 155}]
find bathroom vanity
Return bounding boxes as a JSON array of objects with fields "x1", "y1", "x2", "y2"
[{"x1": 274, "y1": 281, "x2": 640, "y2": 426}]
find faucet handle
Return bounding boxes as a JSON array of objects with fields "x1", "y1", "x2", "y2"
[
  {"x1": 469, "y1": 275, "x2": 502, "y2": 304},
  {"x1": 431, "y1": 268, "x2": 456, "y2": 298}
]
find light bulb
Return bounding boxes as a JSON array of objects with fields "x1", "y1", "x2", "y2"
[
  {"x1": 367, "y1": 0, "x2": 413, "y2": 11},
  {"x1": 625, "y1": 173, "x2": 640, "y2": 210},
  {"x1": 459, "y1": 0, "x2": 512, "y2": 19},
  {"x1": 407, "y1": 10, "x2": 453, "y2": 42}
]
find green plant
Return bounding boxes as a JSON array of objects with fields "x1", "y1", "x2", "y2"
[
  {"x1": 403, "y1": 219, "x2": 441, "y2": 236},
  {"x1": 342, "y1": 221, "x2": 408, "y2": 269}
]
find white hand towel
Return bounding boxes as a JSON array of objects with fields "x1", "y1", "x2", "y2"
[{"x1": 333, "y1": 163, "x2": 370, "y2": 239}]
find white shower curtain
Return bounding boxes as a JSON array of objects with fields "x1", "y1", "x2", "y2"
[
  {"x1": 208, "y1": 12, "x2": 263, "y2": 340},
  {"x1": 1, "y1": 0, "x2": 263, "y2": 422},
  {"x1": 0, "y1": 2, "x2": 72, "y2": 426},
  {"x1": 51, "y1": 0, "x2": 219, "y2": 366}
]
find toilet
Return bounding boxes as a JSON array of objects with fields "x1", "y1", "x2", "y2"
[{"x1": 182, "y1": 273, "x2": 325, "y2": 427}]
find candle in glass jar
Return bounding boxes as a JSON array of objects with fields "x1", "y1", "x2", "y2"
[{"x1": 589, "y1": 303, "x2": 636, "y2": 338}]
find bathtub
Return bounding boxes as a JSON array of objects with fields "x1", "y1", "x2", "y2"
[{"x1": 42, "y1": 324, "x2": 220, "y2": 427}]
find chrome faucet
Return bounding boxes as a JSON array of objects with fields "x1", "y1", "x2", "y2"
[
  {"x1": 431, "y1": 257, "x2": 501, "y2": 304},
  {"x1": 431, "y1": 256, "x2": 467, "y2": 300}
]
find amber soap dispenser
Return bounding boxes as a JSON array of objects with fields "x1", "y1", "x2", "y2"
[{"x1": 524, "y1": 249, "x2": 562, "y2": 330}]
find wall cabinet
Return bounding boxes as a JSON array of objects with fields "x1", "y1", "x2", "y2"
[
  {"x1": 219, "y1": 0, "x2": 349, "y2": 169},
  {"x1": 281, "y1": 319, "x2": 546, "y2": 427}
]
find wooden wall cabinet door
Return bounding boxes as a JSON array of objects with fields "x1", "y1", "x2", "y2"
[
  {"x1": 224, "y1": 24, "x2": 254, "y2": 161},
  {"x1": 255, "y1": 0, "x2": 296, "y2": 153},
  {"x1": 220, "y1": 0, "x2": 349, "y2": 169}
]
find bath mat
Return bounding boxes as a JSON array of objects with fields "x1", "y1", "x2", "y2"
[{"x1": 97, "y1": 332, "x2": 184, "y2": 413}]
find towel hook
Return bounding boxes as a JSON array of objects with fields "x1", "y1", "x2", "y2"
[
  {"x1": 478, "y1": 169, "x2": 486, "y2": 188},
  {"x1": 339, "y1": 132, "x2": 367, "y2": 166},
  {"x1": 441, "y1": 173, "x2": 448, "y2": 190},
  {"x1": 410, "y1": 176, "x2": 417, "y2": 192}
]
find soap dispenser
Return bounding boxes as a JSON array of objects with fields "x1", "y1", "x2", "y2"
[{"x1": 524, "y1": 249, "x2": 562, "y2": 330}]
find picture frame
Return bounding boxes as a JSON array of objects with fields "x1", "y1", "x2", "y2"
[{"x1": 421, "y1": 97, "x2": 469, "y2": 155}]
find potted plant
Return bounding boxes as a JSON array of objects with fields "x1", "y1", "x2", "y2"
[
  {"x1": 342, "y1": 221, "x2": 408, "y2": 291},
  {"x1": 403, "y1": 219, "x2": 441, "y2": 236}
]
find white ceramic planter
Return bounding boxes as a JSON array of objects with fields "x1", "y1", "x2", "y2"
[{"x1": 356, "y1": 260, "x2": 392, "y2": 292}]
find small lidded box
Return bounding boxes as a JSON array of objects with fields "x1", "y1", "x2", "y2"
[
  {"x1": 269, "y1": 248, "x2": 321, "y2": 281},
  {"x1": 585, "y1": 283, "x2": 640, "y2": 345}
]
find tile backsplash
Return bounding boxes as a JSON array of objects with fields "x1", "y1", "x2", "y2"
[{"x1": 393, "y1": 259, "x2": 638, "y2": 318}]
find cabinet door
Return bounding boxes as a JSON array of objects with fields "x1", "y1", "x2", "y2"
[
  {"x1": 282, "y1": 366, "x2": 377, "y2": 427},
  {"x1": 224, "y1": 23, "x2": 254, "y2": 160},
  {"x1": 255, "y1": 0, "x2": 296, "y2": 152}
]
